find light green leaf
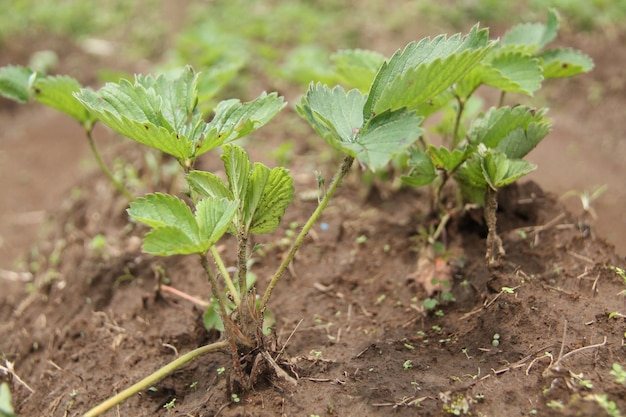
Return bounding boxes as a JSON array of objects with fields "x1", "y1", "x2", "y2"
[
  {"x1": 0, "y1": 383, "x2": 15, "y2": 417},
  {"x1": 247, "y1": 164, "x2": 294, "y2": 234},
  {"x1": 142, "y1": 226, "x2": 206, "y2": 256},
  {"x1": 468, "y1": 106, "x2": 549, "y2": 156},
  {"x1": 221, "y1": 144, "x2": 251, "y2": 205},
  {"x1": 502, "y1": 9, "x2": 559, "y2": 53},
  {"x1": 402, "y1": 147, "x2": 437, "y2": 187},
  {"x1": 342, "y1": 108, "x2": 423, "y2": 171},
  {"x1": 539, "y1": 48, "x2": 594, "y2": 78},
  {"x1": 33, "y1": 75, "x2": 94, "y2": 126},
  {"x1": 481, "y1": 151, "x2": 536, "y2": 189},
  {"x1": 195, "y1": 197, "x2": 238, "y2": 245},
  {"x1": 74, "y1": 71, "x2": 201, "y2": 160},
  {"x1": 365, "y1": 25, "x2": 492, "y2": 117},
  {"x1": 128, "y1": 193, "x2": 198, "y2": 240},
  {"x1": 482, "y1": 52, "x2": 543, "y2": 95},
  {"x1": 0, "y1": 65, "x2": 34, "y2": 103},
  {"x1": 331, "y1": 49, "x2": 385, "y2": 92},
  {"x1": 198, "y1": 92, "x2": 285, "y2": 155},
  {"x1": 186, "y1": 171, "x2": 232, "y2": 200},
  {"x1": 427, "y1": 146, "x2": 467, "y2": 171},
  {"x1": 296, "y1": 83, "x2": 366, "y2": 150}
]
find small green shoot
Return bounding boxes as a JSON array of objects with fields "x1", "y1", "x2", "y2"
[
  {"x1": 403, "y1": 360, "x2": 413, "y2": 370},
  {"x1": 610, "y1": 363, "x2": 626, "y2": 385},
  {"x1": 0, "y1": 383, "x2": 16, "y2": 417}
]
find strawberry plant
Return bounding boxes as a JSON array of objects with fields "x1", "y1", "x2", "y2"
[{"x1": 325, "y1": 11, "x2": 593, "y2": 267}]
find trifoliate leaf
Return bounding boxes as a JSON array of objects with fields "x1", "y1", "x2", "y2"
[
  {"x1": 187, "y1": 171, "x2": 232, "y2": 200},
  {"x1": 247, "y1": 164, "x2": 294, "y2": 234},
  {"x1": 343, "y1": 108, "x2": 423, "y2": 172},
  {"x1": 539, "y1": 48, "x2": 594, "y2": 78},
  {"x1": 75, "y1": 72, "x2": 201, "y2": 160},
  {"x1": 198, "y1": 92, "x2": 285, "y2": 155},
  {"x1": 427, "y1": 146, "x2": 467, "y2": 171},
  {"x1": 33, "y1": 75, "x2": 94, "y2": 126},
  {"x1": 365, "y1": 25, "x2": 492, "y2": 117},
  {"x1": 468, "y1": 106, "x2": 549, "y2": 157},
  {"x1": 402, "y1": 147, "x2": 437, "y2": 187},
  {"x1": 297, "y1": 83, "x2": 366, "y2": 149},
  {"x1": 331, "y1": 48, "x2": 385, "y2": 92},
  {"x1": 481, "y1": 151, "x2": 536, "y2": 190},
  {"x1": 128, "y1": 193, "x2": 198, "y2": 240},
  {"x1": 502, "y1": 9, "x2": 559, "y2": 53},
  {"x1": 0, "y1": 65, "x2": 34, "y2": 103}
]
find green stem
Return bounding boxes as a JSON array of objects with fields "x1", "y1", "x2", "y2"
[
  {"x1": 451, "y1": 96, "x2": 465, "y2": 148},
  {"x1": 259, "y1": 155, "x2": 354, "y2": 311},
  {"x1": 82, "y1": 340, "x2": 228, "y2": 417},
  {"x1": 238, "y1": 233, "x2": 250, "y2": 295},
  {"x1": 209, "y1": 246, "x2": 240, "y2": 307},
  {"x1": 85, "y1": 128, "x2": 134, "y2": 202}
]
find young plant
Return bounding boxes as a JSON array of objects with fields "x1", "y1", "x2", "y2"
[
  {"x1": 333, "y1": 10, "x2": 593, "y2": 267},
  {"x1": 0, "y1": 65, "x2": 132, "y2": 200}
]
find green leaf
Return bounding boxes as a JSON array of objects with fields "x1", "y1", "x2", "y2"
[
  {"x1": 481, "y1": 151, "x2": 536, "y2": 189},
  {"x1": 142, "y1": 226, "x2": 206, "y2": 256},
  {"x1": 195, "y1": 197, "x2": 238, "y2": 245},
  {"x1": 481, "y1": 52, "x2": 543, "y2": 95},
  {"x1": 247, "y1": 164, "x2": 294, "y2": 234},
  {"x1": 187, "y1": 171, "x2": 232, "y2": 200},
  {"x1": 455, "y1": 155, "x2": 489, "y2": 204},
  {"x1": 129, "y1": 194, "x2": 236, "y2": 256},
  {"x1": 539, "y1": 48, "x2": 594, "y2": 78},
  {"x1": 331, "y1": 49, "x2": 385, "y2": 92},
  {"x1": 33, "y1": 75, "x2": 94, "y2": 126},
  {"x1": 0, "y1": 65, "x2": 34, "y2": 103},
  {"x1": 0, "y1": 383, "x2": 15, "y2": 417},
  {"x1": 198, "y1": 92, "x2": 285, "y2": 155},
  {"x1": 128, "y1": 193, "x2": 199, "y2": 239},
  {"x1": 468, "y1": 106, "x2": 550, "y2": 157},
  {"x1": 75, "y1": 71, "x2": 201, "y2": 160},
  {"x1": 402, "y1": 147, "x2": 437, "y2": 187},
  {"x1": 343, "y1": 108, "x2": 423, "y2": 171},
  {"x1": 296, "y1": 83, "x2": 366, "y2": 150},
  {"x1": 221, "y1": 143, "x2": 251, "y2": 205},
  {"x1": 502, "y1": 9, "x2": 559, "y2": 53},
  {"x1": 365, "y1": 25, "x2": 492, "y2": 116},
  {"x1": 427, "y1": 146, "x2": 467, "y2": 171}
]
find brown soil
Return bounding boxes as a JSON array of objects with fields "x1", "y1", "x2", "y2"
[{"x1": 1, "y1": 22, "x2": 626, "y2": 417}]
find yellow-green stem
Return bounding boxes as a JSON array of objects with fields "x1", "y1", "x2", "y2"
[
  {"x1": 86, "y1": 128, "x2": 134, "y2": 202},
  {"x1": 259, "y1": 155, "x2": 354, "y2": 310},
  {"x1": 82, "y1": 340, "x2": 228, "y2": 417}
]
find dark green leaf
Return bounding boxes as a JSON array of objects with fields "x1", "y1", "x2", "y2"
[
  {"x1": 128, "y1": 193, "x2": 198, "y2": 239},
  {"x1": 365, "y1": 25, "x2": 492, "y2": 117},
  {"x1": 402, "y1": 147, "x2": 437, "y2": 187},
  {"x1": 343, "y1": 108, "x2": 423, "y2": 171},
  {"x1": 481, "y1": 151, "x2": 536, "y2": 189},
  {"x1": 427, "y1": 146, "x2": 467, "y2": 171},
  {"x1": 195, "y1": 197, "x2": 238, "y2": 245},
  {"x1": 247, "y1": 165, "x2": 294, "y2": 234}
]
